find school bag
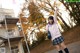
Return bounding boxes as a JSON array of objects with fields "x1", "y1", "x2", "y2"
[{"x1": 47, "y1": 25, "x2": 52, "y2": 39}]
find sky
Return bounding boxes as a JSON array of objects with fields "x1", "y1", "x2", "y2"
[
  {"x1": 0, "y1": 0, "x2": 59, "y2": 18},
  {"x1": 0, "y1": 0, "x2": 25, "y2": 17}
]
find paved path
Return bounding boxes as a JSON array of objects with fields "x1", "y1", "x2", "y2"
[{"x1": 45, "y1": 41, "x2": 80, "y2": 53}]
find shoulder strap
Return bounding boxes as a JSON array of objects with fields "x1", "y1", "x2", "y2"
[{"x1": 48, "y1": 25, "x2": 49, "y2": 31}]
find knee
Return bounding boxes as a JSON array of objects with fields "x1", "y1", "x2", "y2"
[
  {"x1": 55, "y1": 45, "x2": 61, "y2": 51},
  {"x1": 60, "y1": 42, "x2": 66, "y2": 48}
]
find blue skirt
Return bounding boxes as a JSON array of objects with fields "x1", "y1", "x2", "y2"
[{"x1": 52, "y1": 36, "x2": 64, "y2": 45}]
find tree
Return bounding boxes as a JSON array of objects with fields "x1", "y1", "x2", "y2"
[
  {"x1": 37, "y1": 0, "x2": 71, "y2": 30},
  {"x1": 59, "y1": 0, "x2": 80, "y2": 24},
  {"x1": 28, "y1": 2, "x2": 45, "y2": 25}
]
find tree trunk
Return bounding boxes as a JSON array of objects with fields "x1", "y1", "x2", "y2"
[{"x1": 57, "y1": 14, "x2": 70, "y2": 29}]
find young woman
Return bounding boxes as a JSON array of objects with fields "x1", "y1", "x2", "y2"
[{"x1": 46, "y1": 9, "x2": 69, "y2": 53}]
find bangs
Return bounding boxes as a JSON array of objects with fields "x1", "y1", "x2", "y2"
[{"x1": 48, "y1": 16, "x2": 54, "y2": 20}]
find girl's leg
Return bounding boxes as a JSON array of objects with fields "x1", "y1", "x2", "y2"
[
  {"x1": 60, "y1": 42, "x2": 69, "y2": 53},
  {"x1": 55, "y1": 45, "x2": 63, "y2": 53},
  {"x1": 60, "y1": 42, "x2": 66, "y2": 49}
]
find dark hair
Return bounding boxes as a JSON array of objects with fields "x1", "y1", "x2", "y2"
[
  {"x1": 48, "y1": 16, "x2": 54, "y2": 24},
  {"x1": 48, "y1": 16, "x2": 54, "y2": 20}
]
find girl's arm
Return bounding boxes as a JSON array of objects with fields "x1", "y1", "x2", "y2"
[{"x1": 54, "y1": 7, "x2": 58, "y2": 24}]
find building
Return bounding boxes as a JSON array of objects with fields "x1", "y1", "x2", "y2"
[
  {"x1": 0, "y1": 8, "x2": 25, "y2": 53},
  {"x1": 0, "y1": 18, "x2": 25, "y2": 53},
  {"x1": 0, "y1": 8, "x2": 14, "y2": 17}
]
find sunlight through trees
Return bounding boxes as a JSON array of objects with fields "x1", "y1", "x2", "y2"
[{"x1": 18, "y1": 0, "x2": 80, "y2": 50}]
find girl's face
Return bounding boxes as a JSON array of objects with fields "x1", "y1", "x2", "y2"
[{"x1": 48, "y1": 19, "x2": 53, "y2": 24}]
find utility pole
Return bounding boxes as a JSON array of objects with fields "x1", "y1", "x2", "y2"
[{"x1": 5, "y1": 18, "x2": 12, "y2": 53}]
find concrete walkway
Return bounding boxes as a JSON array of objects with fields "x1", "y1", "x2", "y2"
[{"x1": 45, "y1": 41, "x2": 80, "y2": 53}]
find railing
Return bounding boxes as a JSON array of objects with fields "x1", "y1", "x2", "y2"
[
  {"x1": 0, "y1": 29, "x2": 21, "y2": 39},
  {"x1": 7, "y1": 29, "x2": 20, "y2": 38}
]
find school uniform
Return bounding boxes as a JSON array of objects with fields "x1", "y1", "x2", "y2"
[{"x1": 46, "y1": 11, "x2": 64, "y2": 45}]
